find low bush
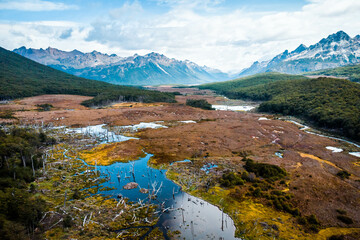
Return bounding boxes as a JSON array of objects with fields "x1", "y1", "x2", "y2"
[
  {"x1": 297, "y1": 214, "x2": 321, "y2": 232},
  {"x1": 244, "y1": 159, "x2": 286, "y2": 180},
  {"x1": 220, "y1": 172, "x2": 244, "y2": 187},
  {"x1": 36, "y1": 103, "x2": 53, "y2": 111},
  {"x1": 337, "y1": 215, "x2": 353, "y2": 224},
  {"x1": 337, "y1": 170, "x2": 350, "y2": 180},
  {"x1": 186, "y1": 99, "x2": 213, "y2": 110}
]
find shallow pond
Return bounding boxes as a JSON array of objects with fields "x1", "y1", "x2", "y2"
[
  {"x1": 72, "y1": 124, "x2": 240, "y2": 239},
  {"x1": 212, "y1": 105, "x2": 255, "y2": 111}
]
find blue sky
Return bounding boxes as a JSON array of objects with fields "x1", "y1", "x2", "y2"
[{"x1": 1, "y1": 0, "x2": 359, "y2": 72}]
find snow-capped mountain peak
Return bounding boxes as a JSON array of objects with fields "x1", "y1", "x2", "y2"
[
  {"x1": 239, "y1": 31, "x2": 360, "y2": 77},
  {"x1": 13, "y1": 47, "x2": 229, "y2": 85}
]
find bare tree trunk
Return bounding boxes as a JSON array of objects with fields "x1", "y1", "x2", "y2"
[
  {"x1": 221, "y1": 209, "x2": 224, "y2": 231},
  {"x1": 31, "y1": 155, "x2": 35, "y2": 177},
  {"x1": 4, "y1": 156, "x2": 9, "y2": 169},
  {"x1": 95, "y1": 159, "x2": 97, "y2": 173},
  {"x1": 64, "y1": 190, "x2": 67, "y2": 208},
  {"x1": 22, "y1": 155, "x2": 26, "y2": 167},
  {"x1": 42, "y1": 154, "x2": 46, "y2": 176}
]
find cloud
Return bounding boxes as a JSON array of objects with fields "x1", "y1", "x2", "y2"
[
  {"x1": 84, "y1": 0, "x2": 360, "y2": 72},
  {"x1": 1, "y1": 0, "x2": 360, "y2": 72},
  {"x1": 0, "y1": 0, "x2": 78, "y2": 11},
  {"x1": 0, "y1": 21, "x2": 104, "y2": 53},
  {"x1": 59, "y1": 28, "x2": 73, "y2": 39}
]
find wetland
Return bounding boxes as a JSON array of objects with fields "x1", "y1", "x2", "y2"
[{"x1": 1, "y1": 87, "x2": 360, "y2": 239}]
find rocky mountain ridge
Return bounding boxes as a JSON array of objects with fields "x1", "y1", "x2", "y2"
[
  {"x1": 13, "y1": 47, "x2": 229, "y2": 85},
  {"x1": 239, "y1": 31, "x2": 360, "y2": 76}
]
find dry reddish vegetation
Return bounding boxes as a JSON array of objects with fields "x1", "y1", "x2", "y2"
[
  {"x1": 18, "y1": 94, "x2": 92, "y2": 110},
  {"x1": 0, "y1": 95, "x2": 92, "y2": 123},
  {"x1": 3, "y1": 93, "x2": 360, "y2": 230}
]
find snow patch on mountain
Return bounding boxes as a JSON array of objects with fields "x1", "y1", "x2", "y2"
[
  {"x1": 239, "y1": 31, "x2": 360, "y2": 77},
  {"x1": 13, "y1": 47, "x2": 229, "y2": 85}
]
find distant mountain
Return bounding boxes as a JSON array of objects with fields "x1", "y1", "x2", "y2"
[
  {"x1": 239, "y1": 31, "x2": 360, "y2": 77},
  {"x1": 0, "y1": 47, "x2": 175, "y2": 105},
  {"x1": 13, "y1": 47, "x2": 229, "y2": 85}
]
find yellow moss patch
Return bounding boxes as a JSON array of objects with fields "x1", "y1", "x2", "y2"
[
  {"x1": 79, "y1": 140, "x2": 145, "y2": 166},
  {"x1": 188, "y1": 186, "x2": 360, "y2": 240},
  {"x1": 298, "y1": 152, "x2": 341, "y2": 170},
  {"x1": 190, "y1": 186, "x2": 309, "y2": 239},
  {"x1": 315, "y1": 227, "x2": 360, "y2": 240}
]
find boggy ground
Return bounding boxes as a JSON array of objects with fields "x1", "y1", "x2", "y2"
[{"x1": 2, "y1": 93, "x2": 360, "y2": 239}]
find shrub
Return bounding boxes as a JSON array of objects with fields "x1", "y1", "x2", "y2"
[
  {"x1": 328, "y1": 235, "x2": 345, "y2": 240},
  {"x1": 336, "y1": 209, "x2": 347, "y2": 215},
  {"x1": 36, "y1": 103, "x2": 53, "y2": 111},
  {"x1": 186, "y1": 99, "x2": 213, "y2": 110},
  {"x1": 63, "y1": 215, "x2": 73, "y2": 228},
  {"x1": 297, "y1": 214, "x2": 321, "y2": 232},
  {"x1": 337, "y1": 170, "x2": 350, "y2": 180},
  {"x1": 244, "y1": 159, "x2": 286, "y2": 180},
  {"x1": 337, "y1": 215, "x2": 353, "y2": 224},
  {"x1": 220, "y1": 172, "x2": 244, "y2": 187},
  {"x1": 0, "y1": 110, "x2": 16, "y2": 119}
]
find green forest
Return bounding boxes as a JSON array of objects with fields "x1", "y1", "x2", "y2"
[
  {"x1": 198, "y1": 72, "x2": 307, "y2": 97},
  {"x1": 305, "y1": 64, "x2": 360, "y2": 82},
  {"x1": 0, "y1": 47, "x2": 175, "y2": 106},
  {"x1": 200, "y1": 75, "x2": 360, "y2": 141},
  {"x1": 0, "y1": 128, "x2": 55, "y2": 239}
]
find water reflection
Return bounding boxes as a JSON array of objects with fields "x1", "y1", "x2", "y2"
[
  {"x1": 95, "y1": 154, "x2": 239, "y2": 239},
  {"x1": 71, "y1": 124, "x2": 240, "y2": 239}
]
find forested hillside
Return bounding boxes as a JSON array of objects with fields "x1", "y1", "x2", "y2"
[
  {"x1": 201, "y1": 76, "x2": 360, "y2": 141},
  {"x1": 198, "y1": 72, "x2": 307, "y2": 99},
  {"x1": 305, "y1": 64, "x2": 360, "y2": 82},
  {"x1": 0, "y1": 47, "x2": 175, "y2": 106}
]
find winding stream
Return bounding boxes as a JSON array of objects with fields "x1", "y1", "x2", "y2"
[
  {"x1": 285, "y1": 120, "x2": 360, "y2": 156},
  {"x1": 71, "y1": 124, "x2": 240, "y2": 239}
]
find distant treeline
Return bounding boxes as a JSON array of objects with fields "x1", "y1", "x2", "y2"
[
  {"x1": 0, "y1": 47, "x2": 176, "y2": 106},
  {"x1": 199, "y1": 73, "x2": 360, "y2": 141},
  {"x1": 198, "y1": 72, "x2": 307, "y2": 96},
  {"x1": 305, "y1": 64, "x2": 360, "y2": 82}
]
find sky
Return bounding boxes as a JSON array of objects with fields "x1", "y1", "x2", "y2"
[{"x1": 1, "y1": 0, "x2": 360, "y2": 73}]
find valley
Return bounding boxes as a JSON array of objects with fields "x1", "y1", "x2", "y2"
[{"x1": 1, "y1": 87, "x2": 360, "y2": 239}]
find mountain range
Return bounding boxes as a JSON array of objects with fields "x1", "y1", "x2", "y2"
[
  {"x1": 0, "y1": 47, "x2": 175, "y2": 105},
  {"x1": 13, "y1": 47, "x2": 229, "y2": 85},
  {"x1": 239, "y1": 31, "x2": 360, "y2": 76}
]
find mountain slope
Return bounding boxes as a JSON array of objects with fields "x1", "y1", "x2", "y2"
[
  {"x1": 240, "y1": 31, "x2": 360, "y2": 77},
  {"x1": 13, "y1": 47, "x2": 229, "y2": 85},
  {"x1": 0, "y1": 47, "x2": 175, "y2": 105},
  {"x1": 305, "y1": 64, "x2": 360, "y2": 82},
  {"x1": 198, "y1": 72, "x2": 307, "y2": 98}
]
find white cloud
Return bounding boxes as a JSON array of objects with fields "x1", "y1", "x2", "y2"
[
  {"x1": 0, "y1": 21, "x2": 106, "y2": 53},
  {"x1": 1, "y1": 0, "x2": 360, "y2": 72},
  {"x1": 0, "y1": 0, "x2": 78, "y2": 11}
]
